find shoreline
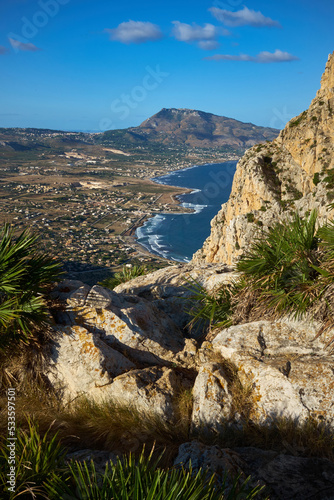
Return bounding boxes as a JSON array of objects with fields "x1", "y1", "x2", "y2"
[{"x1": 131, "y1": 160, "x2": 237, "y2": 262}]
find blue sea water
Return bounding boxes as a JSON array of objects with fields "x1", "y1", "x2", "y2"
[{"x1": 136, "y1": 161, "x2": 237, "y2": 262}]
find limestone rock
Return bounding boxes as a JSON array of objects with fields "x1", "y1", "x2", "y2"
[
  {"x1": 236, "y1": 447, "x2": 334, "y2": 500},
  {"x1": 194, "y1": 320, "x2": 334, "y2": 426},
  {"x1": 52, "y1": 280, "x2": 193, "y2": 367},
  {"x1": 114, "y1": 263, "x2": 237, "y2": 333},
  {"x1": 48, "y1": 325, "x2": 135, "y2": 400},
  {"x1": 175, "y1": 442, "x2": 334, "y2": 500},
  {"x1": 47, "y1": 280, "x2": 198, "y2": 406},
  {"x1": 191, "y1": 362, "x2": 233, "y2": 430},
  {"x1": 107, "y1": 366, "x2": 188, "y2": 421},
  {"x1": 174, "y1": 441, "x2": 244, "y2": 484},
  {"x1": 194, "y1": 52, "x2": 334, "y2": 266}
]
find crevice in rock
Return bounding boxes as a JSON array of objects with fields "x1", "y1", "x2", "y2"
[
  {"x1": 257, "y1": 326, "x2": 267, "y2": 357},
  {"x1": 279, "y1": 360, "x2": 292, "y2": 378}
]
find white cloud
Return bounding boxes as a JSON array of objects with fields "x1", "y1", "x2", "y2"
[
  {"x1": 209, "y1": 6, "x2": 281, "y2": 28},
  {"x1": 171, "y1": 21, "x2": 229, "y2": 50},
  {"x1": 198, "y1": 40, "x2": 220, "y2": 51},
  {"x1": 106, "y1": 21, "x2": 163, "y2": 44},
  {"x1": 8, "y1": 38, "x2": 40, "y2": 52},
  {"x1": 205, "y1": 50, "x2": 299, "y2": 63},
  {"x1": 172, "y1": 21, "x2": 218, "y2": 42}
]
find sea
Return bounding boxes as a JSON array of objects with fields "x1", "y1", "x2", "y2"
[{"x1": 136, "y1": 161, "x2": 237, "y2": 262}]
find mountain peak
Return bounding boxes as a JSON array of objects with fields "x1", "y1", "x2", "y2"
[
  {"x1": 136, "y1": 108, "x2": 279, "y2": 148},
  {"x1": 319, "y1": 51, "x2": 334, "y2": 98}
]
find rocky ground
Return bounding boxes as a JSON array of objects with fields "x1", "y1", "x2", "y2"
[{"x1": 45, "y1": 262, "x2": 334, "y2": 500}]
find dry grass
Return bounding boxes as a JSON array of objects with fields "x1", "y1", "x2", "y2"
[{"x1": 0, "y1": 381, "x2": 193, "y2": 467}]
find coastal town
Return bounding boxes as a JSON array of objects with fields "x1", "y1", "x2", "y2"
[{"x1": 0, "y1": 127, "x2": 240, "y2": 281}]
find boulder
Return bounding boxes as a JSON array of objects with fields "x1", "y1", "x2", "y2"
[
  {"x1": 48, "y1": 281, "x2": 197, "y2": 406},
  {"x1": 51, "y1": 280, "x2": 196, "y2": 368},
  {"x1": 174, "y1": 441, "x2": 245, "y2": 489},
  {"x1": 114, "y1": 263, "x2": 237, "y2": 333},
  {"x1": 191, "y1": 362, "x2": 233, "y2": 430},
  {"x1": 175, "y1": 442, "x2": 334, "y2": 500},
  {"x1": 107, "y1": 366, "x2": 189, "y2": 421},
  {"x1": 192, "y1": 320, "x2": 334, "y2": 428},
  {"x1": 48, "y1": 325, "x2": 135, "y2": 401}
]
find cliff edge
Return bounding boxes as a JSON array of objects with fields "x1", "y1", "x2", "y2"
[{"x1": 193, "y1": 52, "x2": 334, "y2": 265}]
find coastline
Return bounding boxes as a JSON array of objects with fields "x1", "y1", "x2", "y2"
[{"x1": 132, "y1": 161, "x2": 237, "y2": 262}]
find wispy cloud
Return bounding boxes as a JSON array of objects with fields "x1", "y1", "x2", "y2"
[
  {"x1": 171, "y1": 21, "x2": 229, "y2": 50},
  {"x1": 8, "y1": 38, "x2": 40, "y2": 52},
  {"x1": 0, "y1": 45, "x2": 8, "y2": 55},
  {"x1": 105, "y1": 21, "x2": 163, "y2": 44},
  {"x1": 198, "y1": 40, "x2": 220, "y2": 51},
  {"x1": 209, "y1": 6, "x2": 281, "y2": 28},
  {"x1": 205, "y1": 50, "x2": 299, "y2": 63}
]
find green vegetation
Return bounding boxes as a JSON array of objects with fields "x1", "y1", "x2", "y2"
[
  {"x1": 313, "y1": 172, "x2": 321, "y2": 185},
  {"x1": 0, "y1": 420, "x2": 66, "y2": 499},
  {"x1": 285, "y1": 184, "x2": 303, "y2": 200},
  {"x1": 49, "y1": 447, "x2": 263, "y2": 500},
  {"x1": 0, "y1": 418, "x2": 264, "y2": 500},
  {"x1": 100, "y1": 264, "x2": 148, "y2": 289},
  {"x1": 246, "y1": 213, "x2": 255, "y2": 223},
  {"x1": 324, "y1": 168, "x2": 334, "y2": 189},
  {"x1": 187, "y1": 279, "x2": 235, "y2": 333},
  {"x1": 289, "y1": 111, "x2": 307, "y2": 128},
  {"x1": 0, "y1": 224, "x2": 61, "y2": 352},
  {"x1": 237, "y1": 211, "x2": 319, "y2": 320},
  {"x1": 189, "y1": 211, "x2": 334, "y2": 337}
]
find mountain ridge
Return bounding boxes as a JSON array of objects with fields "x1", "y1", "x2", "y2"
[{"x1": 101, "y1": 108, "x2": 280, "y2": 149}]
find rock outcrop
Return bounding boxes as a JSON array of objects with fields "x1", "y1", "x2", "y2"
[
  {"x1": 193, "y1": 320, "x2": 334, "y2": 430},
  {"x1": 47, "y1": 278, "x2": 334, "y2": 431},
  {"x1": 194, "y1": 52, "x2": 334, "y2": 265},
  {"x1": 48, "y1": 279, "x2": 197, "y2": 411},
  {"x1": 174, "y1": 442, "x2": 334, "y2": 500}
]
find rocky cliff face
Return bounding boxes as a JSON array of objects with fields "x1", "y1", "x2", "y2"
[{"x1": 193, "y1": 52, "x2": 334, "y2": 266}]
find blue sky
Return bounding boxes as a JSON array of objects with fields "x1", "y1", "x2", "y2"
[{"x1": 0, "y1": 0, "x2": 333, "y2": 131}]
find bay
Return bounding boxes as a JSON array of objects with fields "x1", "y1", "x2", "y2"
[{"x1": 136, "y1": 161, "x2": 237, "y2": 262}]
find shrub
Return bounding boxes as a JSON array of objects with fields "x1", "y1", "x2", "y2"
[
  {"x1": 246, "y1": 213, "x2": 255, "y2": 223},
  {"x1": 100, "y1": 264, "x2": 147, "y2": 289},
  {"x1": 236, "y1": 211, "x2": 320, "y2": 320},
  {"x1": 313, "y1": 172, "x2": 321, "y2": 185},
  {"x1": 186, "y1": 279, "x2": 241, "y2": 334},
  {"x1": 48, "y1": 448, "x2": 264, "y2": 500},
  {"x1": 289, "y1": 111, "x2": 307, "y2": 128},
  {"x1": 0, "y1": 224, "x2": 62, "y2": 352},
  {"x1": 0, "y1": 419, "x2": 67, "y2": 499}
]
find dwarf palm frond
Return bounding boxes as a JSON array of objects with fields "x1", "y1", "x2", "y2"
[{"x1": 0, "y1": 224, "x2": 62, "y2": 351}]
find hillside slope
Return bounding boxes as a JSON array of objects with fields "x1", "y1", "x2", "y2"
[
  {"x1": 193, "y1": 52, "x2": 334, "y2": 265},
  {"x1": 101, "y1": 108, "x2": 279, "y2": 149}
]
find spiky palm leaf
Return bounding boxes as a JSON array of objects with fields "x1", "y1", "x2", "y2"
[{"x1": 0, "y1": 224, "x2": 62, "y2": 351}]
